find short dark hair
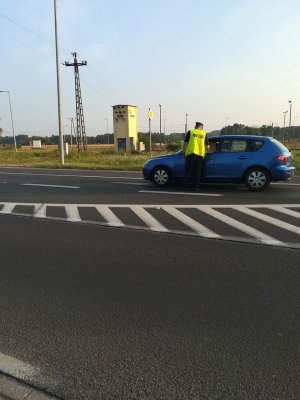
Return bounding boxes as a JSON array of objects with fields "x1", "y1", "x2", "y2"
[{"x1": 195, "y1": 122, "x2": 203, "y2": 127}]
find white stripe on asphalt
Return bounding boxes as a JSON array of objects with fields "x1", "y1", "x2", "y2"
[
  {"x1": 199, "y1": 206, "x2": 284, "y2": 246},
  {"x1": 131, "y1": 205, "x2": 168, "y2": 232},
  {"x1": 235, "y1": 206, "x2": 300, "y2": 235},
  {"x1": 272, "y1": 182, "x2": 300, "y2": 186},
  {"x1": 65, "y1": 205, "x2": 82, "y2": 222},
  {"x1": 0, "y1": 352, "x2": 38, "y2": 381},
  {"x1": 34, "y1": 204, "x2": 47, "y2": 218},
  {"x1": 162, "y1": 206, "x2": 220, "y2": 238},
  {"x1": 0, "y1": 203, "x2": 16, "y2": 214},
  {"x1": 0, "y1": 171, "x2": 142, "y2": 180},
  {"x1": 21, "y1": 183, "x2": 80, "y2": 189},
  {"x1": 268, "y1": 205, "x2": 300, "y2": 219},
  {"x1": 112, "y1": 182, "x2": 149, "y2": 186},
  {"x1": 95, "y1": 206, "x2": 125, "y2": 227},
  {"x1": 139, "y1": 190, "x2": 223, "y2": 197}
]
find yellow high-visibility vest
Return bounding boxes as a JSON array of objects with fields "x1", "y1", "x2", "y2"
[{"x1": 185, "y1": 129, "x2": 207, "y2": 157}]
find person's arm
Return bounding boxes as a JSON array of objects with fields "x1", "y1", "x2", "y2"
[
  {"x1": 204, "y1": 133, "x2": 210, "y2": 150},
  {"x1": 183, "y1": 131, "x2": 190, "y2": 157}
]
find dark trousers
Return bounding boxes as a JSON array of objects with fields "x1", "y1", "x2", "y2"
[{"x1": 183, "y1": 153, "x2": 203, "y2": 188}]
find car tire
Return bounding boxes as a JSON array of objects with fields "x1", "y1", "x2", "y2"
[
  {"x1": 152, "y1": 166, "x2": 171, "y2": 187},
  {"x1": 244, "y1": 167, "x2": 270, "y2": 191}
]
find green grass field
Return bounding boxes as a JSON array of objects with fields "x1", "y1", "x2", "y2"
[{"x1": 0, "y1": 146, "x2": 299, "y2": 175}]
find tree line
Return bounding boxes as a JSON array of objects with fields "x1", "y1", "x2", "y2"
[
  {"x1": 220, "y1": 123, "x2": 300, "y2": 141},
  {"x1": 0, "y1": 124, "x2": 299, "y2": 147}
]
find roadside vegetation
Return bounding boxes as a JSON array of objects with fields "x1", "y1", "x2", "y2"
[{"x1": 0, "y1": 145, "x2": 299, "y2": 175}]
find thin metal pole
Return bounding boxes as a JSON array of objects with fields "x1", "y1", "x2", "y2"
[
  {"x1": 283, "y1": 110, "x2": 288, "y2": 144},
  {"x1": 288, "y1": 100, "x2": 292, "y2": 142},
  {"x1": 67, "y1": 118, "x2": 73, "y2": 148},
  {"x1": 7, "y1": 92, "x2": 17, "y2": 151},
  {"x1": 54, "y1": 0, "x2": 64, "y2": 165},
  {"x1": 105, "y1": 117, "x2": 109, "y2": 144},
  {"x1": 185, "y1": 113, "x2": 188, "y2": 133},
  {"x1": 0, "y1": 91, "x2": 17, "y2": 151},
  {"x1": 149, "y1": 109, "x2": 152, "y2": 158},
  {"x1": 159, "y1": 104, "x2": 161, "y2": 146}
]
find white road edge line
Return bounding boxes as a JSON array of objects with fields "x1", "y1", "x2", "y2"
[
  {"x1": 21, "y1": 183, "x2": 80, "y2": 189},
  {"x1": 112, "y1": 182, "x2": 150, "y2": 186},
  {"x1": 139, "y1": 190, "x2": 223, "y2": 197},
  {"x1": 0, "y1": 352, "x2": 39, "y2": 381},
  {"x1": 0, "y1": 171, "x2": 142, "y2": 180}
]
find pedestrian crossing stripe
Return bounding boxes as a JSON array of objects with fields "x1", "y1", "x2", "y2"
[{"x1": 1, "y1": 203, "x2": 300, "y2": 249}]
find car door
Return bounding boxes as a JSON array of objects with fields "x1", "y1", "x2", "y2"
[
  {"x1": 174, "y1": 150, "x2": 185, "y2": 179},
  {"x1": 202, "y1": 138, "x2": 219, "y2": 178},
  {"x1": 211, "y1": 138, "x2": 253, "y2": 179}
]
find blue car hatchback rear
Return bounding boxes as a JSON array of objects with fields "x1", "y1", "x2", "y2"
[{"x1": 142, "y1": 135, "x2": 295, "y2": 191}]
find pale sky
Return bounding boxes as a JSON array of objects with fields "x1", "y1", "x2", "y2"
[{"x1": 0, "y1": 0, "x2": 299, "y2": 137}]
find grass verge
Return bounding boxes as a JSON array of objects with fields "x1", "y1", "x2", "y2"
[{"x1": 0, "y1": 147, "x2": 299, "y2": 175}]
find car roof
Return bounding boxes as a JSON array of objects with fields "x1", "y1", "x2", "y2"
[{"x1": 209, "y1": 135, "x2": 271, "y2": 141}]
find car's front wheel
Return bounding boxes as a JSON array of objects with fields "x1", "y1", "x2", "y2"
[
  {"x1": 152, "y1": 166, "x2": 171, "y2": 187},
  {"x1": 244, "y1": 167, "x2": 270, "y2": 191}
]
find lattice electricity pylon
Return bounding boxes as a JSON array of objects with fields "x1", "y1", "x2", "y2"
[{"x1": 64, "y1": 52, "x2": 87, "y2": 151}]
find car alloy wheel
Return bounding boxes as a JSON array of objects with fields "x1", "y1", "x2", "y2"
[
  {"x1": 245, "y1": 167, "x2": 270, "y2": 191},
  {"x1": 152, "y1": 167, "x2": 171, "y2": 186}
]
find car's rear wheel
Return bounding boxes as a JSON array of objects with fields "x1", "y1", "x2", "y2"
[
  {"x1": 244, "y1": 167, "x2": 270, "y2": 191},
  {"x1": 152, "y1": 166, "x2": 171, "y2": 186}
]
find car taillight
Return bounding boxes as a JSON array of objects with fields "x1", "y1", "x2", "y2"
[{"x1": 275, "y1": 155, "x2": 289, "y2": 163}]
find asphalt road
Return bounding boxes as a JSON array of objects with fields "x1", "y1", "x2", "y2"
[
  {"x1": 0, "y1": 166, "x2": 299, "y2": 205},
  {"x1": 0, "y1": 167, "x2": 299, "y2": 399}
]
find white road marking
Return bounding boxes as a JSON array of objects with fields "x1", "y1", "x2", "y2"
[
  {"x1": 95, "y1": 205, "x2": 125, "y2": 227},
  {"x1": 199, "y1": 206, "x2": 283, "y2": 246},
  {"x1": 0, "y1": 203, "x2": 16, "y2": 213},
  {"x1": 1, "y1": 202, "x2": 299, "y2": 248},
  {"x1": 21, "y1": 183, "x2": 80, "y2": 189},
  {"x1": 235, "y1": 206, "x2": 300, "y2": 235},
  {"x1": 131, "y1": 205, "x2": 168, "y2": 232},
  {"x1": 0, "y1": 171, "x2": 142, "y2": 180},
  {"x1": 162, "y1": 206, "x2": 220, "y2": 238},
  {"x1": 34, "y1": 204, "x2": 47, "y2": 218},
  {"x1": 0, "y1": 352, "x2": 38, "y2": 381},
  {"x1": 272, "y1": 182, "x2": 300, "y2": 186},
  {"x1": 112, "y1": 181, "x2": 149, "y2": 186},
  {"x1": 139, "y1": 190, "x2": 223, "y2": 197},
  {"x1": 268, "y1": 205, "x2": 300, "y2": 219},
  {"x1": 65, "y1": 205, "x2": 82, "y2": 222}
]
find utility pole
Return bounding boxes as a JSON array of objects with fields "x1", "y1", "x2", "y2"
[
  {"x1": 283, "y1": 110, "x2": 288, "y2": 143},
  {"x1": 185, "y1": 113, "x2": 188, "y2": 133},
  {"x1": 0, "y1": 90, "x2": 17, "y2": 152},
  {"x1": 288, "y1": 100, "x2": 292, "y2": 142},
  {"x1": 105, "y1": 117, "x2": 109, "y2": 144},
  {"x1": 53, "y1": 0, "x2": 64, "y2": 165},
  {"x1": 67, "y1": 117, "x2": 75, "y2": 148},
  {"x1": 159, "y1": 104, "x2": 162, "y2": 146},
  {"x1": 64, "y1": 52, "x2": 87, "y2": 151}
]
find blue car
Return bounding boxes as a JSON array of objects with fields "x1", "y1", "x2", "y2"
[{"x1": 142, "y1": 135, "x2": 295, "y2": 191}]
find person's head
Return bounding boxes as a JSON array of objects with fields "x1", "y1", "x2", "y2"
[{"x1": 195, "y1": 122, "x2": 204, "y2": 130}]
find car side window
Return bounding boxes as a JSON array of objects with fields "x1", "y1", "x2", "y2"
[
  {"x1": 249, "y1": 140, "x2": 264, "y2": 151},
  {"x1": 231, "y1": 140, "x2": 248, "y2": 152},
  {"x1": 220, "y1": 140, "x2": 232, "y2": 152},
  {"x1": 207, "y1": 140, "x2": 220, "y2": 153}
]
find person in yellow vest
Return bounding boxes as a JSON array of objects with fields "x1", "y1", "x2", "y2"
[{"x1": 182, "y1": 122, "x2": 209, "y2": 190}]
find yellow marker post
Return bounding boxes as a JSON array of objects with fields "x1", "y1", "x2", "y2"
[{"x1": 148, "y1": 109, "x2": 154, "y2": 158}]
